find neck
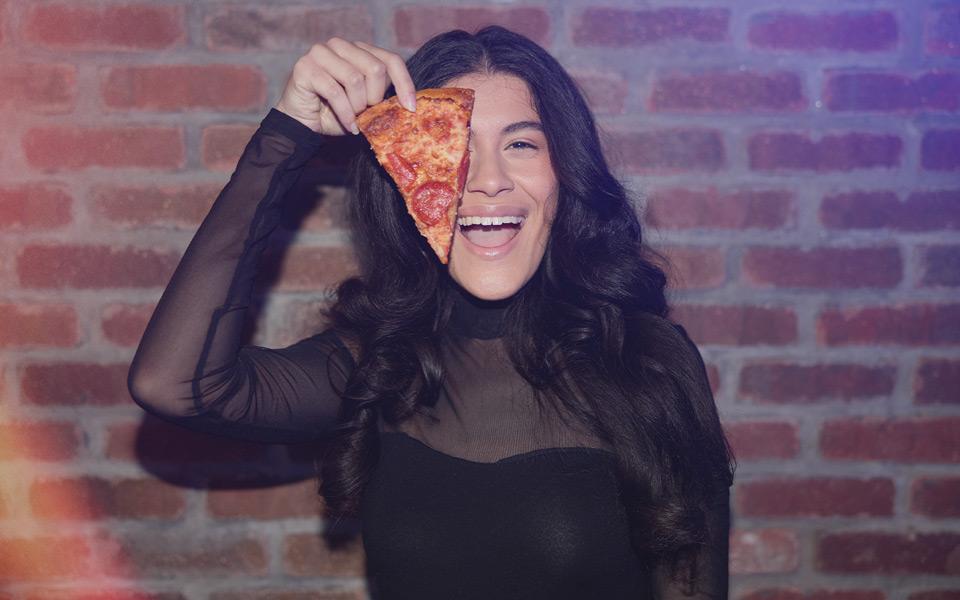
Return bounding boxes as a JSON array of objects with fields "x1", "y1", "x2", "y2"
[{"x1": 447, "y1": 280, "x2": 517, "y2": 340}]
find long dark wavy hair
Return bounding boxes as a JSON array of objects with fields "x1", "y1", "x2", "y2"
[{"x1": 318, "y1": 25, "x2": 736, "y2": 591}]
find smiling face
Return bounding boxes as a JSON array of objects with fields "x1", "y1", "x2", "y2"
[{"x1": 445, "y1": 72, "x2": 559, "y2": 301}]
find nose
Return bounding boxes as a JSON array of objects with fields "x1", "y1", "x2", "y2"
[{"x1": 464, "y1": 146, "x2": 513, "y2": 197}]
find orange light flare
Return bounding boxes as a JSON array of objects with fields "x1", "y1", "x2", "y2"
[{"x1": 0, "y1": 380, "x2": 145, "y2": 597}]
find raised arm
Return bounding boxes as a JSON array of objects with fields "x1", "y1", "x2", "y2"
[
  {"x1": 127, "y1": 39, "x2": 418, "y2": 444},
  {"x1": 126, "y1": 107, "x2": 359, "y2": 444},
  {"x1": 652, "y1": 485, "x2": 731, "y2": 600}
]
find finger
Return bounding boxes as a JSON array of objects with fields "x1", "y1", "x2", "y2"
[
  {"x1": 297, "y1": 57, "x2": 358, "y2": 134},
  {"x1": 326, "y1": 38, "x2": 389, "y2": 106},
  {"x1": 354, "y1": 41, "x2": 417, "y2": 112},
  {"x1": 308, "y1": 42, "x2": 368, "y2": 115}
]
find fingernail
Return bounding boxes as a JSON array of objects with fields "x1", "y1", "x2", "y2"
[
  {"x1": 406, "y1": 93, "x2": 417, "y2": 112},
  {"x1": 351, "y1": 123, "x2": 360, "y2": 135}
]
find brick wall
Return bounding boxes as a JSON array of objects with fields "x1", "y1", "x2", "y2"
[{"x1": 0, "y1": 1, "x2": 957, "y2": 598}]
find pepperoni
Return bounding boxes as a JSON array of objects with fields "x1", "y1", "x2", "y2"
[
  {"x1": 456, "y1": 151, "x2": 470, "y2": 192},
  {"x1": 412, "y1": 181, "x2": 455, "y2": 226},
  {"x1": 386, "y1": 152, "x2": 417, "y2": 190}
]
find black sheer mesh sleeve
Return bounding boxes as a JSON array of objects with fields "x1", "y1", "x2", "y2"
[
  {"x1": 127, "y1": 108, "x2": 355, "y2": 444},
  {"x1": 650, "y1": 323, "x2": 731, "y2": 599},
  {"x1": 652, "y1": 484, "x2": 730, "y2": 600}
]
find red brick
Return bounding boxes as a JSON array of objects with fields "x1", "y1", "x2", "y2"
[
  {"x1": 0, "y1": 62, "x2": 76, "y2": 113},
  {"x1": 259, "y1": 245, "x2": 359, "y2": 292},
  {"x1": 271, "y1": 300, "x2": 334, "y2": 348},
  {"x1": 904, "y1": 189, "x2": 960, "y2": 225},
  {"x1": 658, "y1": 246, "x2": 725, "y2": 290},
  {"x1": 0, "y1": 536, "x2": 91, "y2": 581},
  {"x1": 102, "y1": 65, "x2": 265, "y2": 111},
  {"x1": 91, "y1": 182, "x2": 221, "y2": 229},
  {"x1": 298, "y1": 185, "x2": 350, "y2": 233},
  {"x1": 811, "y1": 592, "x2": 887, "y2": 600},
  {"x1": 817, "y1": 531, "x2": 960, "y2": 574},
  {"x1": 25, "y1": 591, "x2": 184, "y2": 600},
  {"x1": 742, "y1": 246, "x2": 901, "y2": 289},
  {"x1": 915, "y1": 358, "x2": 960, "y2": 405},
  {"x1": 741, "y1": 591, "x2": 802, "y2": 600},
  {"x1": 0, "y1": 421, "x2": 80, "y2": 460},
  {"x1": 282, "y1": 532, "x2": 366, "y2": 577},
  {"x1": 818, "y1": 304, "x2": 960, "y2": 346},
  {"x1": 572, "y1": 8, "x2": 728, "y2": 47},
  {"x1": 748, "y1": 11, "x2": 898, "y2": 52},
  {"x1": 21, "y1": 362, "x2": 130, "y2": 406},
  {"x1": 202, "y1": 123, "x2": 258, "y2": 171},
  {"x1": 607, "y1": 129, "x2": 724, "y2": 173},
  {"x1": 739, "y1": 477, "x2": 894, "y2": 517},
  {"x1": 646, "y1": 188, "x2": 792, "y2": 230},
  {"x1": 651, "y1": 71, "x2": 805, "y2": 112},
  {"x1": 211, "y1": 590, "x2": 363, "y2": 600},
  {"x1": 23, "y1": 125, "x2": 184, "y2": 170},
  {"x1": 105, "y1": 418, "x2": 272, "y2": 465},
  {"x1": 821, "y1": 190, "x2": 960, "y2": 231},
  {"x1": 725, "y1": 421, "x2": 799, "y2": 460},
  {"x1": 912, "y1": 477, "x2": 960, "y2": 518},
  {"x1": 910, "y1": 592, "x2": 960, "y2": 600},
  {"x1": 30, "y1": 476, "x2": 186, "y2": 520},
  {"x1": 0, "y1": 0, "x2": 6, "y2": 46},
  {"x1": 17, "y1": 244, "x2": 180, "y2": 289},
  {"x1": 920, "y1": 245, "x2": 960, "y2": 287},
  {"x1": 207, "y1": 479, "x2": 322, "y2": 519},
  {"x1": 730, "y1": 528, "x2": 799, "y2": 574},
  {"x1": 925, "y1": 7, "x2": 960, "y2": 56},
  {"x1": 922, "y1": 130, "x2": 960, "y2": 170},
  {"x1": 742, "y1": 592, "x2": 883, "y2": 600},
  {"x1": 101, "y1": 303, "x2": 153, "y2": 347},
  {"x1": 670, "y1": 305, "x2": 797, "y2": 346},
  {"x1": 22, "y1": 3, "x2": 185, "y2": 50},
  {"x1": 0, "y1": 303, "x2": 78, "y2": 348},
  {"x1": 571, "y1": 70, "x2": 627, "y2": 115},
  {"x1": 749, "y1": 132, "x2": 901, "y2": 171},
  {"x1": 395, "y1": 7, "x2": 551, "y2": 48},
  {"x1": 739, "y1": 363, "x2": 895, "y2": 404},
  {"x1": 820, "y1": 417, "x2": 960, "y2": 463},
  {"x1": 206, "y1": 6, "x2": 373, "y2": 51},
  {"x1": 825, "y1": 72, "x2": 960, "y2": 112},
  {"x1": 0, "y1": 184, "x2": 72, "y2": 230},
  {"x1": 101, "y1": 532, "x2": 267, "y2": 576}
]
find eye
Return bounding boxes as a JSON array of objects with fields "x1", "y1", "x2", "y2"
[{"x1": 506, "y1": 140, "x2": 538, "y2": 151}]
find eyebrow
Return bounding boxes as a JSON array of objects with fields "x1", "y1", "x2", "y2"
[{"x1": 501, "y1": 120, "x2": 543, "y2": 135}]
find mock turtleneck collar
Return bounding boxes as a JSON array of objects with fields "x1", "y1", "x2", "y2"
[{"x1": 447, "y1": 282, "x2": 516, "y2": 340}]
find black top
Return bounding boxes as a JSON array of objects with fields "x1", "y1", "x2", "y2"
[{"x1": 128, "y1": 108, "x2": 730, "y2": 599}]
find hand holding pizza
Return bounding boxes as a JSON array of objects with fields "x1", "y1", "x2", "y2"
[{"x1": 274, "y1": 38, "x2": 417, "y2": 136}]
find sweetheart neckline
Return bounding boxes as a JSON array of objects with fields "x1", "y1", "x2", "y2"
[{"x1": 380, "y1": 430, "x2": 617, "y2": 466}]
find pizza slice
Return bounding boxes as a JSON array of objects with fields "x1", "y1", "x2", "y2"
[{"x1": 356, "y1": 87, "x2": 474, "y2": 264}]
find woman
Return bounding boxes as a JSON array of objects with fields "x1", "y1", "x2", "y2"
[{"x1": 129, "y1": 26, "x2": 736, "y2": 600}]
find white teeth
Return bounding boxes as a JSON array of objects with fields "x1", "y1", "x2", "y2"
[{"x1": 457, "y1": 215, "x2": 525, "y2": 227}]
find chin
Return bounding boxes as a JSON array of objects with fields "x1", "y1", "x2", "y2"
[{"x1": 446, "y1": 216, "x2": 548, "y2": 302}]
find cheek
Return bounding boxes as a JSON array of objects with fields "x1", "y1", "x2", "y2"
[{"x1": 514, "y1": 163, "x2": 558, "y2": 211}]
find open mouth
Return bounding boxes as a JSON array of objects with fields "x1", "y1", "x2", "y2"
[{"x1": 457, "y1": 216, "x2": 525, "y2": 248}]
